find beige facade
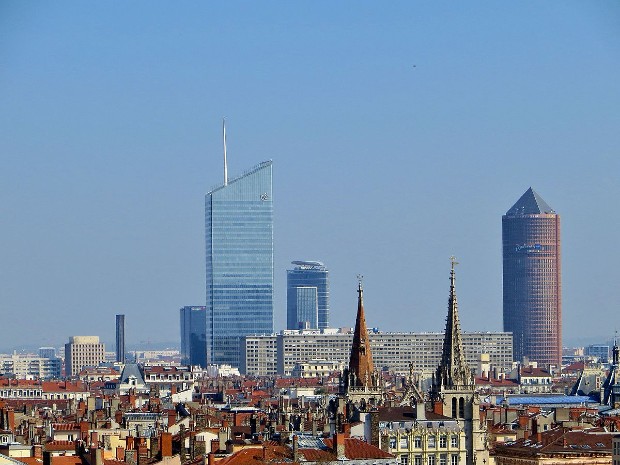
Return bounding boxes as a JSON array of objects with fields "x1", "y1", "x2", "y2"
[
  {"x1": 64, "y1": 336, "x2": 105, "y2": 377},
  {"x1": 380, "y1": 420, "x2": 467, "y2": 465}
]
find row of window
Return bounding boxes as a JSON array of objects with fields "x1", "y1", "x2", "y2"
[
  {"x1": 390, "y1": 434, "x2": 460, "y2": 449},
  {"x1": 400, "y1": 453, "x2": 461, "y2": 465}
]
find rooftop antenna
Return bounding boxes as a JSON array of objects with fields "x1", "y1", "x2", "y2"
[{"x1": 223, "y1": 118, "x2": 228, "y2": 186}]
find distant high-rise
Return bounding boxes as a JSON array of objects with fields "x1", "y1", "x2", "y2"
[
  {"x1": 287, "y1": 261, "x2": 329, "y2": 330},
  {"x1": 180, "y1": 306, "x2": 207, "y2": 367},
  {"x1": 38, "y1": 347, "x2": 56, "y2": 359},
  {"x1": 503, "y1": 187, "x2": 562, "y2": 367},
  {"x1": 206, "y1": 160, "x2": 273, "y2": 367},
  {"x1": 115, "y1": 314, "x2": 125, "y2": 363},
  {"x1": 64, "y1": 336, "x2": 105, "y2": 377}
]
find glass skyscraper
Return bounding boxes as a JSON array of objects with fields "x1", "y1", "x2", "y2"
[
  {"x1": 205, "y1": 161, "x2": 273, "y2": 367},
  {"x1": 180, "y1": 306, "x2": 207, "y2": 367},
  {"x1": 287, "y1": 261, "x2": 329, "y2": 330}
]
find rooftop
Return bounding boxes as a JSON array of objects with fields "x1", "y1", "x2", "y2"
[{"x1": 506, "y1": 187, "x2": 555, "y2": 216}]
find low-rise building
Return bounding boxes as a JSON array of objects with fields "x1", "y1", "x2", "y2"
[{"x1": 291, "y1": 360, "x2": 344, "y2": 378}]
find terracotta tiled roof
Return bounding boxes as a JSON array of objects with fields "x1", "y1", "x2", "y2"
[
  {"x1": 215, "y1": 444, "x2": 293, "y2": 465},
  {"x1": 14, "y1": 458, "x2": 82, "y2": 465},
  {"x1": 45, "y1": 440, "x2": 77, "y2": 451},
  {"x1": 273, "y1": 378, "x2": 320, "y2": 388},
  {"x1": 322, "y1": 437, "x2": 394, "y2": 460},
  {"x1": 519, "y1": 367, "x2": 551, "y2": 378},
  {"x1": 52, "y1": 423, "x2": 80, "y2": 432},
  {"x1": 42, "y1": 382, "x2": 87, "y2": 393}
]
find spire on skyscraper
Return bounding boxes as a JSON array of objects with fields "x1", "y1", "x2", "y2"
[
  {"x1": 506, "y1": 187, "x2": 555, "y2": 216},
  {"x1": 348, "y1": 277, "x2": 374, "y2": 388},
  {"x1": 435, "y1": 257, "x2": 473, "y2": 390}
]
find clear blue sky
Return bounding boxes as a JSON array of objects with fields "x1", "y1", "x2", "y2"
[{"x1": 1, "y1": 2, "x2": 619, "y2": 351}]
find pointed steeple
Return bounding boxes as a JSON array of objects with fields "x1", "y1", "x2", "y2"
[
  {"x1": 506, "y1": 187, "x2": 555, "y2": 216},
  {"x1": 435, "y1": 257, "x2": 473, "y2": 389},
  {"x1": 348, "y1": 277, "x2": 374, "y2": 388}
]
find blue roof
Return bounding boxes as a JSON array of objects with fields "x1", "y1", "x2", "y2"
[{"x1": 497, "y1": 395, "x2": 596, "y2": 406}]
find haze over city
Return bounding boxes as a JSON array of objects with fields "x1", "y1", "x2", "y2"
[{"x1": 1, "y1": 2, "x2": 619, "y2": 350}]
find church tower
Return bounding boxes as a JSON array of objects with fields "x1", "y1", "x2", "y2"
[
  {"x1": 431, "y1": 258, "x2": 488, "y2": 465},
  {"x1": 344, "y1": 279, "x2": 381, "y2": 408}
]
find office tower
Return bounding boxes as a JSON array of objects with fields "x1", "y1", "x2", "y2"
[
  {"x1": 503, "y1": 187, "x2": 562, "y2": 368},
  {"x1": 180, "y1": 306, "x2": 207, "y2": 367},
  {"x1": 206, "y1": 160, "x2": 273, "y2": 367},
  {"x1": 64, "y1": 336, "x2": 105, "y2": 377},
  {"x1": 287, "y1": 261, "x2": 329, "y2": 330},
  {"x1": 38, "y1": 347, "x2": 56, "y2": 359},
  {"x1": 115, "y1": 314, "x2": 125, "y2": 363}
]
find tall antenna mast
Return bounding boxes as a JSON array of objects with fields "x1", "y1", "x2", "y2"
[{"x1": 223, "y1": 118, "x2": 228, "y2": 186}]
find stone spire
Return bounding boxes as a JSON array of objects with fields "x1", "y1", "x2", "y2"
[
  {"x1": 348, "y1": 278, "x2": 374, "y2": 388},
  {"x1": 435, "y1": 257, "x2": 473, "y2": 390}
]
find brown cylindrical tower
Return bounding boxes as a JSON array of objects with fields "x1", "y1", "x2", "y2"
[{"x1": 503, "y1": 187, "x2": 561, "y2": 368}]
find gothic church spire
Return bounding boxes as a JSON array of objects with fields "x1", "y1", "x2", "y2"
[
  {"x1": 348, "y1": 277, "x2": 374, "y2": 388},
  {"x1": 435, "y1": 257, "x2": 473, "y2": 389}
]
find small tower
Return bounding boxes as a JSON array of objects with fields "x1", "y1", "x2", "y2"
[{"x1": 431, "y1": 258, "x2": 488, "y2": 465}]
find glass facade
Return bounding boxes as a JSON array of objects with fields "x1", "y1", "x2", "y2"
[
  {"x1": 287, "y1": 261, "x2": 329, "y2": 330},
  {"x1": 180, "y1": 306, "x2": 207, "y2": 367},
  {"x1": 206, "y1": 161, "x2": 273, "y2": 367}
]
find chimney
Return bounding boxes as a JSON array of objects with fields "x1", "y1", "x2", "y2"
[
  {"x1": 115, "y1": 410, "x2": 123, "y2": 426},
  {"x1": 126, "y1": 436, "x2": 135, "y2": 450},
  {"x1": 137, "y1": 442, "x2": 148, "y2": 465},
  {"x1": 33, "y1": 444, "x2": 43, "y2": 459},
  {"x1": 250, "y1": 414, "x2": 257, "y2": 436},
  {"x1": 210, "y1": 439, "x2": 220, "y2": 453},
  {"x1": 6, "y1": 407, "x2": 15, "y2": 432},
  {"x1": 167, "y1": 410, "x2": 177, "y2": 429},
  {"x1": 90, "y1": 431, "x2": 99, "y2": 448},
  {"x1": 292, "y1": 435, "x2": 299, "y2": 463},
  {"x1": 207, "y1": 453, "x2": 215, "y2": 465},
  {"x1": 160, "y1": 432, "x2": 172, "y2": 458},
  {"x1": 90, "y1": 447, "x2": 103, "y2": 465},
  {"x1": 125, "y1": 449, "x2": 137, "y2": 465},
  {"x1": 116, "y1": 447, "x2": 125, "y2": 461},
  {"x1": 80, "y1": 421, "x2": 89, "y2": 440},
  {"x1": 333, "y1": 433, "x2": 346, "y2": 459}
]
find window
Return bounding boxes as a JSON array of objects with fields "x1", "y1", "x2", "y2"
[
  {"x1": 439, "y1": 436, "x2": 447, "y2": 448},
  {"x1": 414, "y1": 456, "x2": 422, "y2": 465},
  {"x1": 414, "y1": 436, "x2": 422, "y2": 448},
  {"x1": 439, "y1": 454, "x2": 447, "y2": 465},
  {"x1": 390, "y1": 437, "x2": 397, "y2": 448},
  {"x1": 428, "y1": 456, "x2": 435, "y2": 465},
  {"x1": 451, "y1": 435, "x2": 459, "y2": 448},
  {"x1": 451, "y1": 454, "x2": 459, "y2": 465},
  {"x1": 428, "y1": 435, "x2": 436, "y2": 448},
  {"x1": 400, "y1": 437, "x2": 409, "y2": 448},
  {"x1": 400, "y1": 455, "x2": 408, "y2": 465}
]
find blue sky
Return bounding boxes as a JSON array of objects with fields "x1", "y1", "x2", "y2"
[{"x1": 1, "y1": 2, "x2": 619, "y2": 351}]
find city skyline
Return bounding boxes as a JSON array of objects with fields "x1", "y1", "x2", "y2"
[{"x1": 1, "y1": 3, "x2": 619, "y2": 349}]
